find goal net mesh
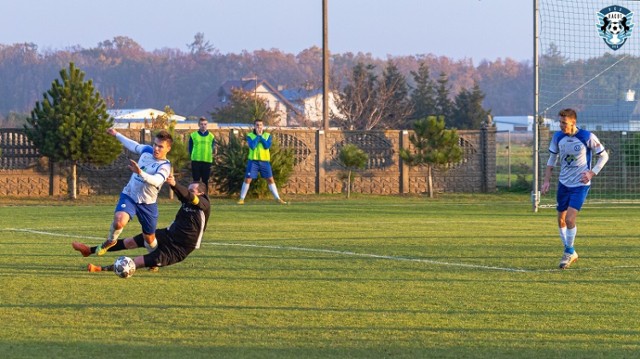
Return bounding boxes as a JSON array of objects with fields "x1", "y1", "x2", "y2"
[{"x1": 539, "y1": 0, "x2": 640, "y2": 204}]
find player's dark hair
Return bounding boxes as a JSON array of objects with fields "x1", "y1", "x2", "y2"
[
  {"x1": 199, "y1": 117, "x2": 207, "y2": 123},
  {"x1": 155, "y1": 130, "x2": 173, "y2": 145},
  {"x1": 558, "y1": 108, "x2": 577, "y2": 120}
]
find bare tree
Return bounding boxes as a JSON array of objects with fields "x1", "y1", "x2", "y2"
[{"x1": 333, "y1": 61, "x2": 412, "y2": 130}]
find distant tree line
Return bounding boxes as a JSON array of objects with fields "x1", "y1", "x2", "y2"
[
  {"x1": 333, "y1": 60, "x2": 491, "y2": 130},
  {"x1": 0, "y1": 34, "x2": 535, "y2": 128}
]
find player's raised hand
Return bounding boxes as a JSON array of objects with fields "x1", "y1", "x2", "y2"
[
  {"x1": 107, "y1": 128, "x2": 118, "y2": 136},
  {"x1": 166, "y1": 174, "x2": 176, "y2": 186},
  {"x1": 128, "y1": 159, "x2": 142, "y2": 174}
]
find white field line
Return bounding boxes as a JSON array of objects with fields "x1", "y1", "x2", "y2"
[{"x1": 4, "y1": 228, "x2": 638, "y2": 273}]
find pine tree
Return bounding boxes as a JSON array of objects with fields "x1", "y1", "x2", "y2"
[
  {"x1": 25, "y1": 62, "x2": 121, "y2": 199},
  {"x1": 399, "y1": 116, "x2": 463, "y2": 198},
  {"x1": 338, "y1": 144, "x2": 368, "y2": 199},
  {"x1": 381, "y1": 60, "x2": 413, "y2": 129},
  {"x1": 452, "y1": 82, "x2": 491, "y2": 130},
  {"x1": 410, "y1": 62, "x2": 437, "y2": 121},
  {"x1": 434, "y1": 72, "x2": 455, "y2": 125}
]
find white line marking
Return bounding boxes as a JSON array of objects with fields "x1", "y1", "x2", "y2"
[
  {"x1": 4, "y1": 228, "x2": 638, "y2": 273},
  {"x1": 205, "y1": 242, "x2": 533, "y2": 272}
]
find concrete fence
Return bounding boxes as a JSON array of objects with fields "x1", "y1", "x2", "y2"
[{"x1": 0, "y1": 127, "x2": 497, "y2": 197}]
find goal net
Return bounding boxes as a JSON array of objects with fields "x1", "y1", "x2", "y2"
[{"x1": 538, "y1": 0, "x2": 640, "y2": 205}]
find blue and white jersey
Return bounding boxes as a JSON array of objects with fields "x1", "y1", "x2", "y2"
[
  {"x1": 549, "y1": 128, "x2": 605, "y2": 188},
  {"x1": 116, "y1": 133, "x2": 171, "y2": 204}
]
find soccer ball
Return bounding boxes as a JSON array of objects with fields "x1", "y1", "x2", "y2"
[
  {"x1": 607, "y1": 21, "x2": 622, "y2": 35},
  {"x1": 113, "y1": 256, "x2": 136, "y2": 279}
]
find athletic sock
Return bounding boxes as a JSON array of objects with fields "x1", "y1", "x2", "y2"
[
  {"x1": 110, "y1": 240, "x2": 126, "y2": 252},
  {"x1": 109, "y1": 222, "x2": 123, "y2": 242},
  {"x1": 565, "y1": 226, "x2": 577, "y2": 251},
  {"x1": 559, "y1": 227, "x2": 567, "y2": 248},
  {"x1": 268, "y1": 183, "x2": 280, "y2": 200},
  {"x1": 239, "y1": 183, "x2": 249, "y2": 200}
]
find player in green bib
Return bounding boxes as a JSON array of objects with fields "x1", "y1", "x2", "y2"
[
  {"x1": 189, "y1": 117, "x2": 215, "y2": 193},
  {"x1": 237, "y1": 119, "x2": 287, "y2": 205}
]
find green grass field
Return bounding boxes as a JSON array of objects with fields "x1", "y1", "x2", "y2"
[{"x1": 1, "y1": 194, "x2": 639, "y2": 358}]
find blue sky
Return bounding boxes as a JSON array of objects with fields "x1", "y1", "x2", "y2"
[{"x1": 2, "y1": 0, "x2": 533, "y2": 63}]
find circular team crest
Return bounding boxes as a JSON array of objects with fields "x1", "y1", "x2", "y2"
[{"x1": 597, "y1": 5, "x2": 634, "y2": 50}]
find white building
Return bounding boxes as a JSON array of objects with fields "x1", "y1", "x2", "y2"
[
  {"x1": 107, "y1": 108, "x2": 186, "y2": 128},
  {"x1": 280, "y1": 88, "x2": 342, "y2": 125},
  {"x1": 493, "y1": 116, "x2": 557, "y2": 132}
]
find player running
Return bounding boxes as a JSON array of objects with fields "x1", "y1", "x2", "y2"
[
  {"x1": 94, "y1": 128, "x2": 172, "y2": 256},
  {"x1": 72, "y1": 175, "x2": 210, "y2": 271}
]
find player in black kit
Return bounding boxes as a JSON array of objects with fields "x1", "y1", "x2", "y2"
[{"x1": 72, "y1": 174, "x2": 210, "y2": 272}]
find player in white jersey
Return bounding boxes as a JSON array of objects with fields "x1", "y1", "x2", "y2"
[
  {"x1": 94, "y1": 128, "x2": 173, "y2": 256},
  {"x1": 541, "y1": 108, "x2": 609, "y2": 269}
]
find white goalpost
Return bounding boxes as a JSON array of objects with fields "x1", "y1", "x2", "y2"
[{"x1": 534, "y1": 0, "x2": 640, "y2": 211}]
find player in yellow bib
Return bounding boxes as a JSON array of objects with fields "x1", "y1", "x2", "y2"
[
  {"x1": 189, "y1": 117, "x2": 215, "y2": 193},
  {"x1": 237, "y1": 119, "x2": 287, "y2": 205}
]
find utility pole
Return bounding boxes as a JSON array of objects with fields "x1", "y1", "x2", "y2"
[{"x1": 322, "y1": 0, "x2": 330, "y2": 130}]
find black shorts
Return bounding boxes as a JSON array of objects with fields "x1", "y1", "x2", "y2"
[{"x1": 133, "y1": 228, "x2": 194, "y2": 268}]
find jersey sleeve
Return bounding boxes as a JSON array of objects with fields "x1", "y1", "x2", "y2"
[
  {"x1": 115, "y1": 133, "x2": 150, "y2": 154},
  {"x1": 588, "y1": 133, "x2": 605, "y2": 154},
  {"x1": 548, "y1": 132, "x2": 561, "y2": 154}
]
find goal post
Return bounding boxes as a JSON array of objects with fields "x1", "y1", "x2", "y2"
[{"x1": 535, "y1": 0, "x2": 640, "y2": 210}]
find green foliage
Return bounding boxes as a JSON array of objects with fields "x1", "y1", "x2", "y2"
[
  {"x1": 25, "y1": 62, "x2": 121, "y2": 165},
  {"x1": 338, "y1": 144, "x2": 368, "y2": 170},
  {"x1": 338, "y1": 144, "x2": 368, "y2": 198},
  {"x1": 410, "y1": 61, "x2": 437, "y2": 120},
  {"x1": 400, "y1": 116, "x2": 463, "y2": 197},
  {"x1": 381, "y1": 60, "x2": 413, "y2": 129},
  {"x1": 434, "y1": 72, "x2": 455, "y2": 123},
  {"x1": 211, "y1": 132, "x2": 248, "y2": 195},
  {"x1": 400, "y1": 116, "x2": 463, "y2": 167},
  {"x1": 212, "y1": 88, "x2": 279, "y2": 125},
  {"x1": 211, "y1": 131, "x2": 295, "y2": 197},
  {"x1": 451, "y1": 82, "x2": 491, "y2": 130}
]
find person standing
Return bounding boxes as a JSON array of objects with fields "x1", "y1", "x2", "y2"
[
  {"x1": 189, "y1": 117, "x2": 215, "y2": 193},
  {"x1": 541, "y1": 108, "x2": 609, "y2": 269},
  {"x1": 237, "y1": 119, "x2": 287, "y2": 205},
  {"x1": 72, "y1": 175, "x2": 210, "y2": 272},
  {"x1": 94, "y1": 128, "x2": 173, "y2": 256}
]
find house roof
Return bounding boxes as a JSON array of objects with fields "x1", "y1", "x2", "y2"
[
  {"x1": 280, "y1": 88, "x2": 323, "y2": 102},
  {"x1": 189, "y1": 78, "x2": 298, "y2": 118}
]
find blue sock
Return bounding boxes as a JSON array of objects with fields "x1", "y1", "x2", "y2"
[{"x1": 564, "y1": 247, "x2": 575, "y2": 254}]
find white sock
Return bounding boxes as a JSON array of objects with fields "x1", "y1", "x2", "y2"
[
  {"x1": 109, "y1": 223, "x2": 123, "y2": 242},
  {"x1": 239, "y1": 183, "x2": 250, "y2": 200},
  {"x1": 566, "y1": 227, "x2": 577, "y2": 249},
  {"x1": 559, "y1": 227, "x2": 567, "y2": 247},
  {"x1": 268, "y1": 183, "x2": 280, "y2": 200},
  {"x1": 144, "y1": 238, "x2": 158, "y2": 252}
]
